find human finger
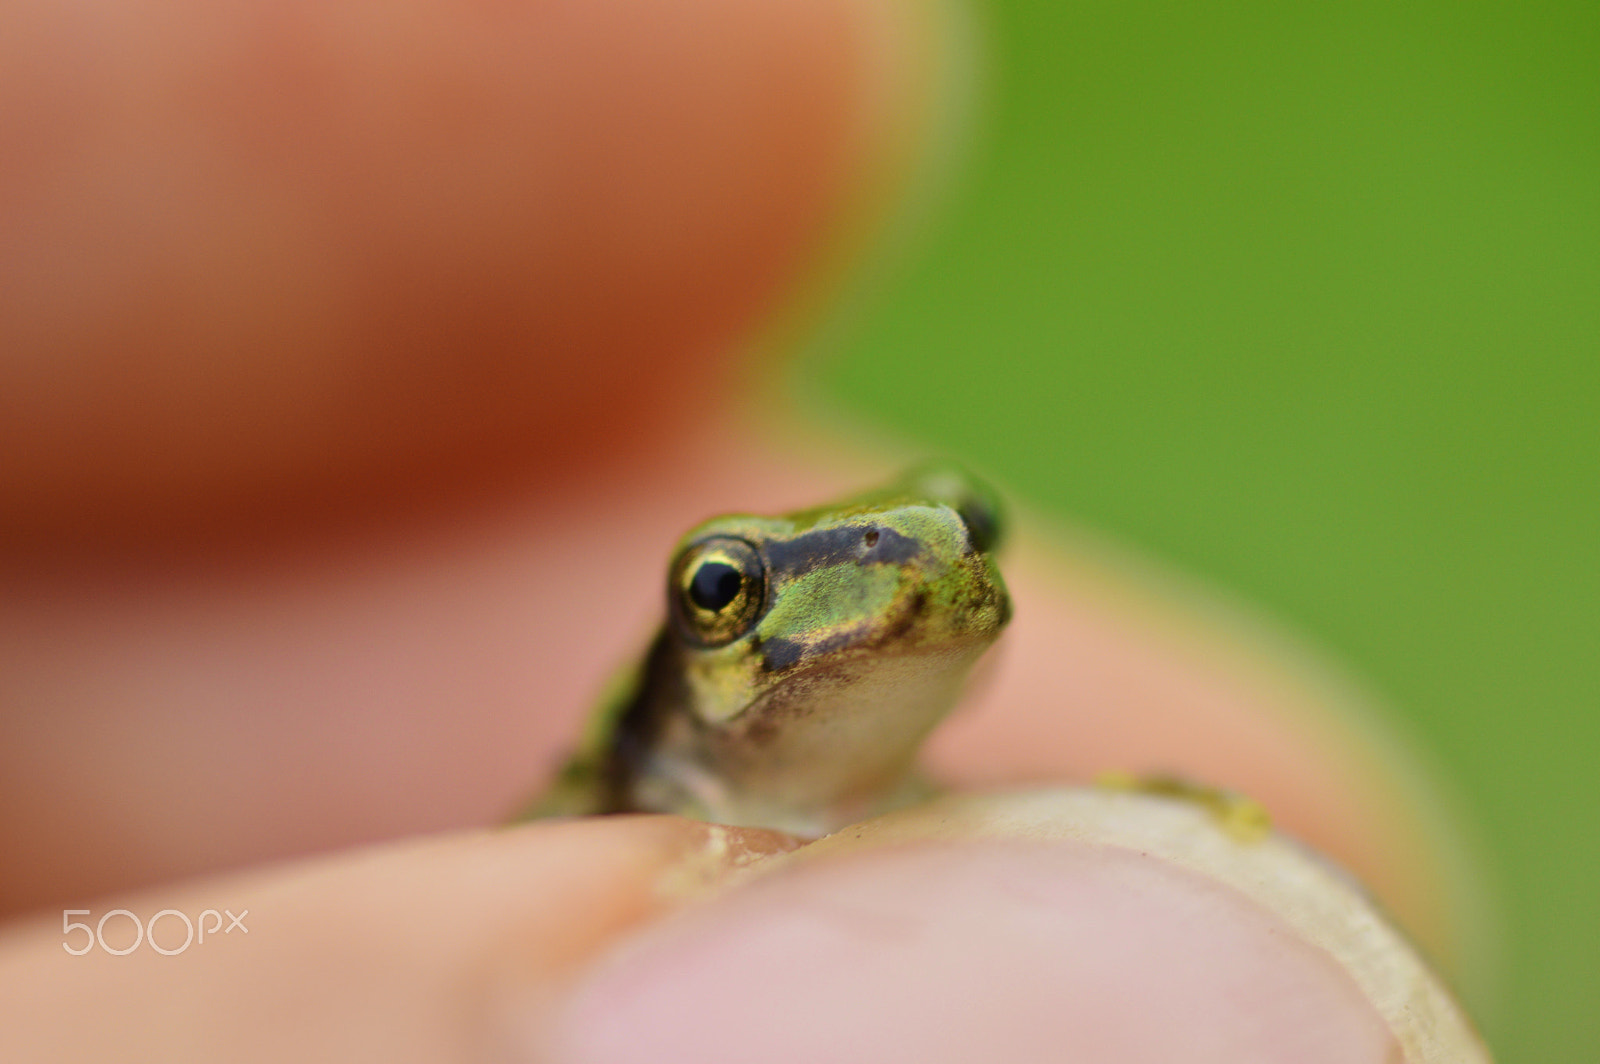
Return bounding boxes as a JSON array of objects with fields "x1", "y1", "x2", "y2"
[
  {"x1": 550, "y1": 791, "x2": 1487, "y2": 1063},
  {"x1": 0, "y1": 0, "x2": 940, "y2": 548},
  {"x1": 0, "y1": 794, "x2": 1485, "y2": 1064},
  {"x1": 0, "y1": 817, "x2": 798, "y2": 1063}
]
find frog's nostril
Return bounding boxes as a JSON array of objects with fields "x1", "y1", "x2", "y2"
[{"x1": 863, "y1": 528, "x2": 880, "y2": 548}]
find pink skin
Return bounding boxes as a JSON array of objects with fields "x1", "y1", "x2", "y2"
[{"x1": 0, "y1": 0, "x2": 1465, "y2": 1058}]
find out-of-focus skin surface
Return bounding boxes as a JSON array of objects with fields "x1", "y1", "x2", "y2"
[
  {"x1": 0, "y1": 0, "x2": 1486, "y2": 1058},
  {"x1": 0, "y1": 0, "x2": 913, "y2": 547}
]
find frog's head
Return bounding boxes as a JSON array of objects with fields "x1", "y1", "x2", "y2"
[{"x1": 657, "y1": 464, "x2": 1011, "y2": 828}]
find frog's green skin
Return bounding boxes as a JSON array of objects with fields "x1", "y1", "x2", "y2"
[{"x1": 528, "y1": 465, "x2": 1011, "y2": 837}]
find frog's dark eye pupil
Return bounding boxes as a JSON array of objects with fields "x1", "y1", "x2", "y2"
[{"x1": 689, "y1": 562, "x2": 744, "y2": 612}]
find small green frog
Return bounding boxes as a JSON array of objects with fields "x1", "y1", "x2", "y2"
[{"x1": 525, "y1": 464, "x2": 1012, "y2": 837}]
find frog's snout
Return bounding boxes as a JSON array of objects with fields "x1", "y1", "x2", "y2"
[
  {"x1": 990, "y1": 577, "x2": 1014, "y2": 629},
  {"x1": 973, "y1": 565, "x2": 1013, "y2": 634},
  {"x1": 906, "y1": 547, "x2": 1011, "y2": 643}
]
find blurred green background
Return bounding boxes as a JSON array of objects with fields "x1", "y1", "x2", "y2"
[{"x1": 803, "y1": 1, "x2": 1598, "y2": 1060}]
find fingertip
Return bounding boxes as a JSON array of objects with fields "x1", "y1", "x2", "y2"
[
  {"x1": 540, "y1": 791, "x2": 1486, "y2": 1064},
  {"x1": 546, "y1": 841, "x2": 1390, "y2": 1064}
]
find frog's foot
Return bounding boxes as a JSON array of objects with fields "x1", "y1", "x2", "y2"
[{"x1": 1093, "y1": 770, "x2": 1273, "y2": 844}]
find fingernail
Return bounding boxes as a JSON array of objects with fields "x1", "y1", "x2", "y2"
[{"x1": 538, "y1": 839, "x2": 1395, "y2": 1064}]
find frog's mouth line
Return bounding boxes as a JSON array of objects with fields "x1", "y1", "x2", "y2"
[
  {"x1": 753, "y1": 579, "x2": 1009, "y2": 677},
  {"x1": 756, "y1": 619, "x2": 992, "y2": 676},
  {"x1": 731, "y1": 632, "x2": 1005, "y2": 739}
]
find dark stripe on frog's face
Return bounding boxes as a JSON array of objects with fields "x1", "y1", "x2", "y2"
[
  {"x1": 757, "y1": 587, "x2": 930, "y2": 675},
  {"x1": 752, "y1": 523, "x2": 933, "y2": 675},
  {"x1": 757, "y1": 636, "x2": 806, "y2": 672},
  {"x1": 761, "y1": 523, "x2": 922, "y2": 582}
]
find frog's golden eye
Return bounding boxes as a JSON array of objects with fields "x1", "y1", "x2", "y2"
[{"x1": 669, "y1": 537, "x2": 765, "y2": 647}]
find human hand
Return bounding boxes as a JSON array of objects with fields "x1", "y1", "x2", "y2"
[
  {"x1": 0, "y1": 0, "x2": 1487, "y2": 1059},
  {"x1": 1, "y1": 793, "x2": 1485, "y2": 1062}
]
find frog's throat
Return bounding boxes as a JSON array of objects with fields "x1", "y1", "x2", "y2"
[{"x1": 634, "y1": 638, "x2": 997, "y2": 835}]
